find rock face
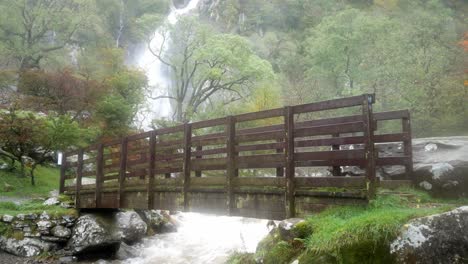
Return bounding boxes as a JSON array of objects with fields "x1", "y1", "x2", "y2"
[
  {"x1": 0, "y1": 237, "x2": 57, "y2": 257},
  {"x1": 115, "y1": 210, "x2": 147, "y2": 244},
  {"x1": 67, "y1": 214, "x2": 120, "y2": 256},
  {"x1": 391, "y1": 206, "x2": 468, "y2": 263}
]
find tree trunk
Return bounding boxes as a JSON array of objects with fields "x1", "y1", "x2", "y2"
[{"x1": 30, "y1": 165, "x2": 37, "y2": 186}]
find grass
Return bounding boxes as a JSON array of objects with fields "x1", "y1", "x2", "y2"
[
  {"x1": 230, "y1": 188, "x2": 467, "y2": 264},
  {"x1": 0, "y1": 165, "x2": 60, "y2": 198},
  {"x1": 0, "y1": 199, "x2": 77, "y2": 218}
]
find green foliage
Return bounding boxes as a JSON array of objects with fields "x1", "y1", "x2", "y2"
[
  {"x1": 0, "y1": 200, "x2": 77, "y2": 218},
  {"x1": 226, "y1": 252, "x2": 256, "y2": 264}
]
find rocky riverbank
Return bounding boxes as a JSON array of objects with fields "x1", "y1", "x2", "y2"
[{"x1": 0, "y1": 199, "x2": 178, "y2": 262}]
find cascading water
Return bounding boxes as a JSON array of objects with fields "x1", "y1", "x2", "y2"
[
  {"x1": 118, "y1": 213, "x2": 272, "y2": 264},
  {"x1": 136, "y1": 0, "x2": 201, "y2": 129}
]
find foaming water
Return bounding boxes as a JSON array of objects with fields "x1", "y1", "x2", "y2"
[{"x1": 121, "y1": 213, "x2": 271, "y2": 264}]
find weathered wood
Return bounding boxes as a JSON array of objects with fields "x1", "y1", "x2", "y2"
[
  {"x1": 294, "y1": 136, "x2": 365, "y2": 148},
  {"x1": 195, "y1": 145, "x2": 202, "y2": 177},
  {"x1": 190, "y1": 158, "x2": 227, "y2": 171},
  {"x1": 236, "y1": 108, "x2": 284, "y2": 122},
  {"x1": 293, "y1": 94, "x2": 373, "y2": 114},
  {"x1": 402, "y1": 115, "x2": 414, "y2": 180},
  {"x1": 295, "y1": 177, "x2": 366, "y2": 188},
  {"x1": 236, "y1": 142, "x2": 284, "y2": 152},
  {"x1": 374, "y1": 110, "x2": 409, "y2": 121},
  {"x1": 295, "y1": 159, "x2": 366, "y2": 167},
  {"x1": 226, "y1": 116, "x2": 236, "y2": 215},
  {"x1": 376, "y1": 156, "x2": 411, "y2": 166},
  {"x1": 294, "y1": 122, "x2": 364, "y2": 138},
  {"x1": 284, "y1": 106, "x2": 295, "y2": 218},
  {"x1": 182, "y1": 123, "x2": 192, "y2": 211},
  {"x1": 192, "y1": 147, "x2": 226, "y2": 157},
  {"x1": 331, "y1": 133, "x2": 342, "y2": 176},
  {"x1": 148, "y1": 131, "x2": 156, "y2": 209},
  {"x1": 236, "y1": 130, "x2": 283, "y2": 143},
  {"x1": 236, "y1": 154, "x2": 285, "y2": 169},
  {"x1": 276, "y1": 139, "x2": 284, "y2": 177},
  {"x1": 59, "y1": 152, "x2": 67, "y2": 194},
  {"x1": 362, "y1": 94, "x2": 376, "y2": 199},
  {"x1": 294, "y1": 150, "x2": 365, "y2": 161},
  {"x1": 95, "y1": 143, "x2": 104, "y2": 208},
  {"x1": 374, "y1": 133, "x2": 409, "y2": 143},
  {"x1": 75, "y1": 150, "x2": 83, "y2": 207}
]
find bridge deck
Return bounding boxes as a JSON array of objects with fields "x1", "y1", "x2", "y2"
[{"x1": 60, "y1": 94, "x2": 413, "y2": 219}]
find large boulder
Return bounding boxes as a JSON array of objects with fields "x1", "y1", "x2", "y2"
[
  {"x1": 0, "y1": 237, "x2": 58, "y2": 257},
  {"x1": 67, "y1": 214, "x2": 120, "y2": 257},
  {"x1": 378, "y1": 137, "x2": 468, "y2": 198},
  {"x1": 115, "y1": 210, "x2": 147, "y2": 244},
  {"x1": 390, "y1": 206, "x2": 468, "y2": 263},
  {"x1": 137, "y1": 210, "x2": 177, "y2": 233}
]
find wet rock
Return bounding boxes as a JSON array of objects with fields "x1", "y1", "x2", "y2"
[
  {"x1": 58, "y1": 256, "x2": 77, "y2": 264},
  {"x1": 44, "y1": 197, "x2": 60, "y2": 206},
  {"x1": 67, "y1": 214, "x2": 121, "y2": 256},
  {"x1": 0, "y1": 236, "x2": 58, "y2": 257},
  {"x1": 37, "y1": 220, "x2": 54, "y2": 235},
  {"x1": 40, "y1": 211, "x2": 50, "y2": 220},
  {"x1": 391, "y1": 206, "x2": 468, "y2": 263},
  {"x1": 51, "y1": 225, "x2": 72, "y2": 238},
  {"x1": 116, "y1": 210, "x2": 147, "y2": 244},
  {"x1": 2, "y1": 214, "x2": 14, "y2": 223},
  {"x1": 115, "y1": 242, "x2": 137, "y2": 260},
  {"x1": 277, "y1": 218, "x2": 305, "y2": 241}
]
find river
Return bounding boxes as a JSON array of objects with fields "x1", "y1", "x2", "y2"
[{"x1": 110, "y1": 213, "x2": 271, "y2": 264}]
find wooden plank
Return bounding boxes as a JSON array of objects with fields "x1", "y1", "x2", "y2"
[
  {"x1": 236, "y1": 107, "x2": 284, "y2": 122},
  {"x1": 296, "y1": 115, "x2": 363, "y2": 128},
  {"x1": 75, "y1": 150, "x2": 83, "y2": 208},
  {"x1": 296, "y1": 159, "x2": 366, "y2": 167},
  {"x1": 233, "y1": 177, "x2": 285, "y2": 187},
  {"x1": 295, "y1": 176, "x2": 366, "y2": 188},
  {"x1": 236, "y1": 142, "x2": 284, "y2": 152},
  {"x1": 156, "y1": 124, "x2": 185, "y2": 135},
  {"x1": 374, "y1": 110, "x2": 409, "y2": 121},
  {"x1": 182, "y1": 123, "x2": 192, "y2": 211},
  {"x1": 374, "y1": 133, "x2": 409, "y2": 143},
  {"x1": 294, "y1": 122, "x2": 364, "y2": 138},
  {"x1": 376, "y1": 156, "x2": 410, "y2": 166},
  {"x1": 191, "y1": 117, "x2": 227, "y2": 129},
  {"x1": 284, "y1": 106, "x2": 295, "y2": 218},
  {"x1": 59, "y1": 152, "x2": 67, "y2": 194},
  {"x1": 148, "y1": 131, "x2": 156, "y2": 209},
  {"x1": 155, "y1": 153, "x2": 184, "y2": 161},
  {"x1": 294, "y1": 149, "x2": 365, "y2": 161},
  {"x1": 191, "y1": 135, "x2": 226, "y2": 146},
  {"x1": 362, "y1": 94, "x2": 376, "y2": 198},
  {"x1": 332, "y1": 133, "x2": 341, "y2": 176},
  {"x1": 127, "y1": 131, "x2": 152, "y2": 141},
  {"x1": 235, "y1": 154, "x2": 285, "y2": 169},
  {"x1": 226, "y1": 116, "x2": 236, "y2": 215},
  {"x1": 191, "y1": 177, "x2": 226, "y2": 186},
  {"x1": 190, "y1": 158, "x2": 227, "y2": 171},
  {"x1": 236, "y1": 130, "x2": 284, "y2": 143},
  {"x1": 192, "y1": 147, "x2": 226, "y2": 157},
  {"x1": 118, "y1": 137, "x2": 128, "y2": 208},
  {"x1": 293, "y1": 94, "x2": 371, "y2": 114},
  {"x1": 95, "y1": 143, "x2": 104, "y2": 208},
  {"x1": 295, "y1": 136, "x2": 365, "y2": 148},
  {"x1": 276, "y1": 139, "x2": 284, "y2": 177}
]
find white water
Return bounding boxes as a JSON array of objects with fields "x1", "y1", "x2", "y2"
[
  {"x1": 120, "y1": 213, "x2": 272, "y2": 264},
  {"x1": 136, "y1": 0, "x2": 201, "y2": 129}
]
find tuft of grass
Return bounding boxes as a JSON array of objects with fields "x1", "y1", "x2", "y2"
[
  {"x1": 0, "y1": 200, "x2": 77, "y2": 218},
  {"x1": 303, "y1": 194, "x2": 455, "y2": 263},
  {"x1": 226, "y1": 252, "x2": 256, "y2": 264},
  {"x1": 0, "y1": 165, "x2": 60, "y2": 198}
]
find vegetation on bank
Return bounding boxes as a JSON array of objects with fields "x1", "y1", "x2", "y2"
[
  {"x1": 0, "y1": 165, "x2": 59, "y2": 198},
  {"x1": 228, "y1": 188, "x2": 466, "y2": 264}
]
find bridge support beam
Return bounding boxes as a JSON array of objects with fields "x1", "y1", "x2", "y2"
[
  {"x1": 226, "y1": 116, "x2": 236, "y2": 215},
  {"x1": 182, "y1": 123, "x2": 192, "y2": 211},
  {"x1": 284, "y1": 106, "x2": 295, "y2": 218},
  {"x1": 362, "y1": 94, "x2": 376, "y2": 199}
]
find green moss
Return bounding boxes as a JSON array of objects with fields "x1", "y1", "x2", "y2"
[
  {"x1": 0, "y1": 222, "x2": 14, "y2": 237},
  {"x1": 0, "y1": 200, "x2": 77, "y2": 218}
]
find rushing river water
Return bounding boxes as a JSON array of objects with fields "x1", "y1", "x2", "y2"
[{"x1": 112, "y1": 213, "x2": 271, "y2": 264}]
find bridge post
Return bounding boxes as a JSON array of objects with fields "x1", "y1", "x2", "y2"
[
  {"x1": 362, "y1": 94, "x2": 376, "y2": 199},
  {"x1": 276, "y1": 139, "x2": 284, "y2": 177},
  {"x1": 195, "y1": 146, "x2": 202, "y2": 177},
  {"x1": 331, "y1": 133, "x2": 342, "y2": 176},
  {"x1": 402, "y1": 113, "x2": 413, "y2": 181},
  {"x1": 182, "y1": 123, "x2": 192, "y2": 211},
  {"x1": 284, "y1": 106, "x2": 296, "y2": 218},
  {"x1": 75, "y1": 149, "x2": 84, "y2": 208},
  {"x1": 226, "y1": 116, "x2": 236, "y2": 215},
  {"x1": 148, "y1": 131, "x2": 157, "y2": 209},
  {"x1": 95, "y1": 143, "x2": 104, "y2": 208},
  {"x1": 118, "y1": 137, "x2": 128, "y2": 208},
  {"x1": 59, "y1": 152, "x2": 67, "y2": 194}
]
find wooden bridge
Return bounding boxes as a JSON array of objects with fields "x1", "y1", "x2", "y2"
[{"x1": 60, "y1": 94, "x2": 413, "y2": 220}]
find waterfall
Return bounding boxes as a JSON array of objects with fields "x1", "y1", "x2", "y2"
[{"x1": 136, "y1": 0, "x2": 201, "y2": 129}]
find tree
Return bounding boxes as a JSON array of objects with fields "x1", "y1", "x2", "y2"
[
  {"x1": 0, "y1": 0, "x2": 94, "y2": 70},
  {"x1": 0, "y1": 106, "x2": 90, "y2": 185},
  {"x1": 149, "y1": 17, "x2": 274, "y2": 122}
]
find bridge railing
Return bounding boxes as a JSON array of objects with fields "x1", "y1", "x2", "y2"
[{"x1": 59, "y1": 94, "x2": 412, "y2": 218}]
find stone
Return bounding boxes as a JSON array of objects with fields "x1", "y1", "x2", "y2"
[
  {"x1": 418, "y1": 181, "x2": 432, "y2": 191},
  {"x1": 37, "y1": 220, "x2": 54, "y2": 235},
  {"x1": 60, "y1": 202, "x2": 73, "y2": 208},
  {"x1": 390, "y1": 206, "x2": 468, "y2": 263},
  {"x1": 16, "y1": 214, "x2": 25, "y2": 221},
  {"x1": 58, "y1": 256, "x2": 77, "y2": 264},
  {"x1": 51, "y1": 225, "x2": 72, "y2": 238},
  {"x1": 0, "y1": 237, "x2": 58, "y2": 257},
  {"x1": 43, "y1": 197, "x2": 60, "y2": 206},
  {"x1": 40, "y1": 236, "x2": 68, "y2": 243},
  {"x1": 138, "y1": 210, "x2": 178, "y2": 233},
  {"x1": 2, "y1": 214, "x2": 14, "y2": 223},
  {"x1": 115, "y1": 210, "x2": 147, "y2": 244},
  {"x1": 24, "y1": 213, "x2": 38, "y2": 220},
  {"x1": 115, "y1": 242, "x2": 137, "y2": 260},
  {"x1": 67, "y1": 214, "x2": 121, "y2": 256},
  {"x1": 277, "y1": 218, "x2": 305, "y2": 241},
  {"x1": 62, "y1": 215, "x2": 77, "y2": 224},
  {"x1": 40, "y1": 211, "x2": 50, "y2": 220}
]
